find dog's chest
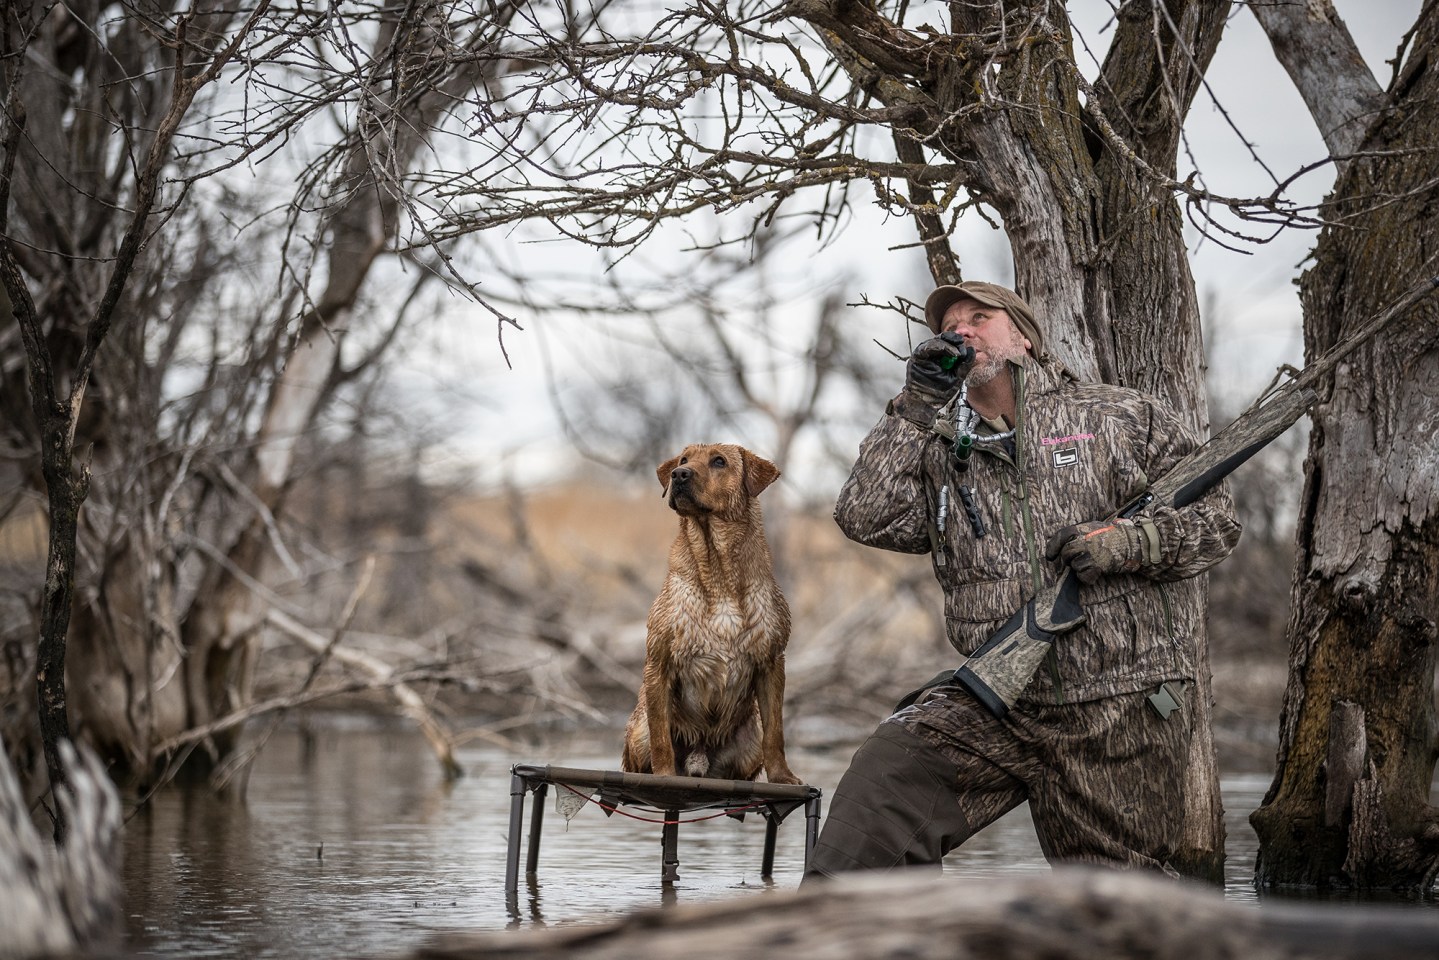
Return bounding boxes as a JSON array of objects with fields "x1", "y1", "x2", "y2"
[
  {"x1": 666, "y1": 580, "x2": 775, "y2": 652},
  {"x1": 662, "y1": 584, "x2": 777, "y2": 696}
]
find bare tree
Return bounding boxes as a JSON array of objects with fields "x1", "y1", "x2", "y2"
[
  {"x1": 0, "y1": 2, "x2": 552, "y2": 804},
  {"x1": 1248, "y1": 1, "x2": 1439, "y2": 892},
  {"x1": 540, "y1": 226, "x2": 853, "y2": 539},
  {"x1": 2, "y1": 0, "x2": 284, "y2": 837}
]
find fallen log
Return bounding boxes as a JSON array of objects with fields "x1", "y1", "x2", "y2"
[{"x1": 418, "y1": 868, "x2": 1439, "y2": 960}]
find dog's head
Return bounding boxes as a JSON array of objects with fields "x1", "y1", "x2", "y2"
[{"x1": 656, "y1": 443, "x2": 780, "y2": 519}]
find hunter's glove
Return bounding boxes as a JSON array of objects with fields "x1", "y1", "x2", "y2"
[
  {"x1": 907, "y1": 332, "x2": 975, "y2": 400},
  {"x1": 893, "y1": 332, "x2": 976, "y2": 426},
  {"x1": 1044, "y1": 518, "x2": 1155, "y2": 584}
]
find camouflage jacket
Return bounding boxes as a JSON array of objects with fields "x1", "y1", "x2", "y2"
[{"x1": 834, "y1": 355, "x2": 1241, "y2": 704}]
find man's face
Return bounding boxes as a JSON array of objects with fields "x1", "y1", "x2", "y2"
[{"x1": 940, "y1": 298, "x2": 1032, "y2": 385}]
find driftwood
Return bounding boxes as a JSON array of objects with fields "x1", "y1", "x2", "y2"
[
  {"x1": 0, "y1": 737, "x2": 121, "y2": 960},
  {"x1": 418, "y1": 868, "x2": 1439, "y2": 960}
]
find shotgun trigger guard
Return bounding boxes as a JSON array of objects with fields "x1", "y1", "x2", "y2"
[{"x1": 1116, "y1": 491, "x2": 1154, "y2": 520}]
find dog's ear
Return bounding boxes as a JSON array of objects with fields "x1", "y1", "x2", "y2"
[
  {"x1": 656, "y1": 454, "x2": 683, "y2": 496},
  {"x1": 742, "y1": 451, "x2": 780, "y2": 497}
]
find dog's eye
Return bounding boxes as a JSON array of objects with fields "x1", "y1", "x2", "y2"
[
  {"x1": 678, "y1": 456, "x2": 688, "y2": 465},
  {"x1": 710, "y1": 455, "x2": 727, "y2": 468}
]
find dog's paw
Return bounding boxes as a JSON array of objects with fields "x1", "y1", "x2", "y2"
[
  {"x1": 684, "y1": 747, "x2": 711, "y2": 778},
  {"x1": 766, "y1": 767, "x2": 802, "y2": 785}
]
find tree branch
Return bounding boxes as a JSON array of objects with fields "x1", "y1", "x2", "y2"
[{"x1": 1250, "y1": 0, "x2": 1387, "y2": 159}]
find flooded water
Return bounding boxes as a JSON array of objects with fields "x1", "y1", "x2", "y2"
[{"x1": 118, "y1": 723, "x2": 1302, "y2": 959}]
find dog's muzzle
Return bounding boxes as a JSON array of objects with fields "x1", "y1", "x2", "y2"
[{"x1": 666, "y1": 468, "x2": 702, "y2": 511}]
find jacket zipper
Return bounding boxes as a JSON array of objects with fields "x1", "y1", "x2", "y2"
[{"x1": 1008, "y1": 367, "x2": 1044, "y2": 596}]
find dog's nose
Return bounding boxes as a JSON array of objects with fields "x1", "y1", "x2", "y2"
[{"x1": 671, "y1": 466, "x2": 694, "y2": 485}]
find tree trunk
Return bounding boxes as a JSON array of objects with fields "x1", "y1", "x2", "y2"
[
  {"x1": 0, "y1": 737, "x2": 122, "y2": 959},
  {"x1": 1250, "y1": 3, "x2": 1439, "y2": 892},
  {"x1": 1077, "y1": 1, "x2": 1230, "y2": 881}
]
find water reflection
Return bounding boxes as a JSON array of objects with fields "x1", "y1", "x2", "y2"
[{"x1": 115, "y1": 725, "x2": 1329, "y2": 958}]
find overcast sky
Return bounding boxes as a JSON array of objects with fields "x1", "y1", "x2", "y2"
[{"x1": 405, "y1": 1, "x2": 1423, "y2": 491}]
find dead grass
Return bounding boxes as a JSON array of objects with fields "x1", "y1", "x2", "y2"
[{"x1": 0, "y1": 501, "x2": 46, "y2": 571}]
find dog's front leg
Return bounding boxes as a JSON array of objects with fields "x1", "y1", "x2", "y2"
[
  {"x1": 756, "y1": 661, "x2": 800, "y2": 784},
  {"x1": 644, "y1": 671, "x2": 679, "y2": 777}
]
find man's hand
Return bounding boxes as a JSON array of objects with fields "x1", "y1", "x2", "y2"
[
  {"x1": 905, "y1": 332, "x2": 975, "y2": 404},
  {"x1": 1044, "y1": 518, "x2": 1147, "y2": 584}
]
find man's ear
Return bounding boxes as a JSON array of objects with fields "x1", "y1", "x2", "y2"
[
  {"x1": 742, "y1": 451, "x2": 780, "y2": 497},
  {"x1": 656, "y1": 454, "x2": 682, "y2": 496}
]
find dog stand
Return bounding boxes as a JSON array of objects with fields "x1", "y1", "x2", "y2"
[{"x1": 505, "y1": 763, "x2": 822, "y2": 898}]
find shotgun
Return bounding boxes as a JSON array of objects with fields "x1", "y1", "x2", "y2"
[{"x1": 900, "y1": 275, "x2": 1439, "y2": 719}]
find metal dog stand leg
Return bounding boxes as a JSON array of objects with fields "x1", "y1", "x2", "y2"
[
  {"x1": 661, "y1": 810, "x2": 680, "y2": 883},
  {"x1": 505, "y1": 772, "x2": 527, "y2": 898},
  {"x1": 526, "y1": 781, "x2": 548, "y2": 878},
  {"x1": 804, "y1": 794, "x2": 822, "y2": 872},
  {"x1": 761, "y1": 807, "x2": 779, "y2": 880}
]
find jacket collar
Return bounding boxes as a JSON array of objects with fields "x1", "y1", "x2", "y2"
[{"x1": 1013, "y1": 353, "x2": 1074, "y2": 401}]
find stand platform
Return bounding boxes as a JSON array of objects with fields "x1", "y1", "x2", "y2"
[{"x1": 505, "y1": 763, "x2": 822, "y2": 894}]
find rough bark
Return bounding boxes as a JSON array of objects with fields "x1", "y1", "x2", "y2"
[
  {"x1": 796, "y1": 0, "x2": 1232, "y2": 879},
  {"x1": 1086, "y1": 0, "x2": 1229, "y2": 880},
  {"x1": 3, "y1": 179, "x2": 85, "y2": 835},
  {"x1": 1250, "y1": 3, "x2": 1439, "y2": 892}
]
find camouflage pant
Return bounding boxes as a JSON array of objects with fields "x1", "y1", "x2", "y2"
[{"x1": 807, "y1": 682, "x2": 1192, "y2": 878}]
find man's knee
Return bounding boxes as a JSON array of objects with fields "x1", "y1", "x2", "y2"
[{"x1": 806, "y1": 721, "x2": 970, "y2": 879}]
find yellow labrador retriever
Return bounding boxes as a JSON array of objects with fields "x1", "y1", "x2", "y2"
[{"x1": 621, "y1": 443, "x2": 800, "y2": 784}]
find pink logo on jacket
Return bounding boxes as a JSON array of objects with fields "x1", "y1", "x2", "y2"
[{"x1": 1041, "y1": 432, "x2": 1096, "y2": 446}]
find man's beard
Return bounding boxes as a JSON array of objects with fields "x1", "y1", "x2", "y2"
[
  {"x1": 967, "y1": 336, "x2": 1027, "y2": 387},
  {"x1": 967, "y1": 355, "x2": 1007, "y2": 386}
]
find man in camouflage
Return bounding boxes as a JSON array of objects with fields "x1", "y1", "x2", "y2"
[{"x1": 807, "y1": 281, "x2": 1240, "y2": 877}]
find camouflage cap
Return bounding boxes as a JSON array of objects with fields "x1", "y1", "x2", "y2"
[{"x1": 923, "y1": 281, "x2": 1044, "y2": 357}]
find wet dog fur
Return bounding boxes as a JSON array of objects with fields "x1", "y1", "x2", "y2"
[{"x1": 620, "y1": 443, "x2": 800, "y2": 784}]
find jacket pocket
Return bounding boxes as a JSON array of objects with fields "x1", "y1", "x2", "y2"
[
  {"x1": 942, "y1": 574, "x2": 1025, "y2": 656},
  {"x1": 944, "y1": 576, "x2": 1025, "y2": 622},
  {"x1": 1066, "y1": 576, "x2": 1190, "y2": 686}
]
